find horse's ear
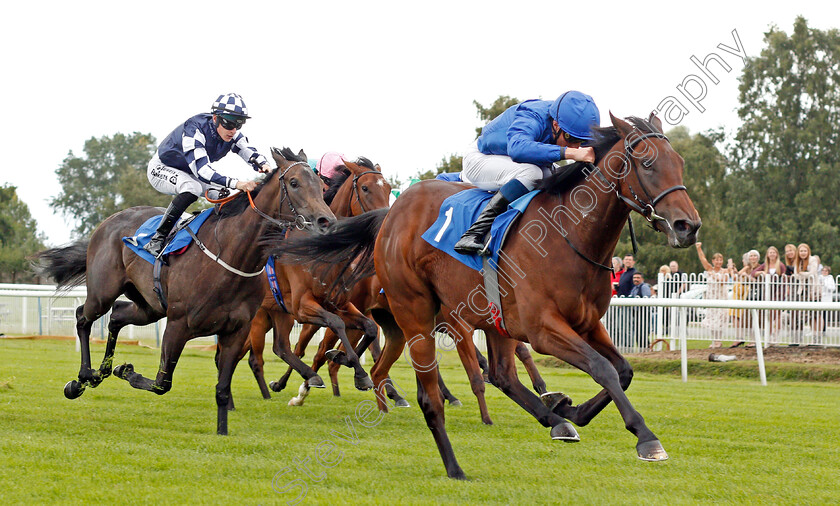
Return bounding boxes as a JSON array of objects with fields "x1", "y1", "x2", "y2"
[
  {"x1": 647, "y1": 112, "x2": 664, "y2": 134},
  {"x1": 298, "y1": 148, "x2": 307, "y2": 161},
  {"x1": 374, "y1": 164, "x2": 382, "y2": 172},
  {"x1": 342, "y1": 160, "x2": 364, "y2": 176},
  {"x1": 609, "y1": 111, "x2": 634, "y2": 138},
  {"x1": 271, "y1": 147, "x2": 287, "y2": 165}
]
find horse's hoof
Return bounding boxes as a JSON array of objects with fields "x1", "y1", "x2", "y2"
[
  {"x1": 637, "y1": 439, "x2": 669, "y2": 461},
  {"x1": 482, "y1": 417, "x2": 494, "y2": 425},
  {"x1": 288, "y1": 397, "x2": 303, "y2": 406},
  {"x1": 550, "y1": 422, "x2": 580, "y2": 442},
  {"x1": 326, "y1": 349, "x2": 351, "y2": 367},
  {"x1": 354, "y1": 375, "x2": 374, "y2": 391},
  {"x1": 540, "y1": 391, "x2": 573, "y2": 411},
  {"x1": 449, "y1": 399, "x2": 462, "y2": 407},
  {"x1": 63, "y1": 380, "x2": 85, "y2": 399},
  {"x1": 308, "y1": 375, "x2": 325, "y2": 389},
  {"x1": 113, "y1": 363, "x2": 133, "y2": 379},
  {"x1": 394, "y1": 399, "x2": 411, "y2": 408},
  {"x1": 269, "y1": 380, "x2": 286, "y2": 392}
]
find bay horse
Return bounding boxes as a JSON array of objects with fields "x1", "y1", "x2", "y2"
[
  {"x1": 33, "y1": 147, "x2": 335, "y2": 435},
  {"x1": 273, "y1": 113, "x2": 701, "y2": 478},
  {"x1": 236, "y1": 158, "x2": 393, "y2": 402}
]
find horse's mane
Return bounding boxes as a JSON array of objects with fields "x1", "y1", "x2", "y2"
[{"x1": 538, "y1": 116, "x2": 659, "y2": 195}]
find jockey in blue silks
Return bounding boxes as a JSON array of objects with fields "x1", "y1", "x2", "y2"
[
  {"x1": 454, "y1": 91, "x2": 601, "y2": 255},
  {"x1": 144, "y1": 93, "x2": 271, "y2": 258}
]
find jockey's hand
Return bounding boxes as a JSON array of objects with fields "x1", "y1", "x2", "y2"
[
  {"x1": 235, "y1": 180, "x2": 259, "y2": 192},
  {"x1": 259, "y1": 163, "x2": 271, "y2": 173},
  {"x1": 566, "y1": 146, "x2": 595, "y2": 163}
]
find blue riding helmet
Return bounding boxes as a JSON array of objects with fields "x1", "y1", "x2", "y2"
[
  {"x1": 211, "y1": 93, "x2": 251, "y2": 119},
  {"x1": 550, "y1": 91, "x2": 600, "y2": 140}
]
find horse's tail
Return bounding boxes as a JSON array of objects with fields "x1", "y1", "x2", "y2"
[
  {"x1": 31, "y1": 241, "x2": 89, "y2": 289},
  {"x1": 271, "y1": 208, "x2": 388, "y2": 294}
]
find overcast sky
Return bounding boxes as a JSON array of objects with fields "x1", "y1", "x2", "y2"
[{"x1": 2, "y1": 1, "x2": 835, "y2": 246}]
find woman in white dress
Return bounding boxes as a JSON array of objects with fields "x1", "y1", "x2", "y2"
[{"x1": 696, "y1": 242, "x2": 735, "y2": 348}]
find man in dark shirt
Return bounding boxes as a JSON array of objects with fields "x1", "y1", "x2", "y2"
[{"x1": 617, "y1": 254, "x2": 637, "y2": 296}]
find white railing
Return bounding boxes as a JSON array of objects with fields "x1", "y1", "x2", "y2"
[{"x1": 0, "y1": 284, "x2": 311, "y2": 348}]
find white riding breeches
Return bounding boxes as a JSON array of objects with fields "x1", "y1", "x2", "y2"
[
  {"x1": 147, "y1": 154, "x2": 219, "y2": 197},
  {"x1": 460, "y1": 141, "x2": 545, "y2": 191}
]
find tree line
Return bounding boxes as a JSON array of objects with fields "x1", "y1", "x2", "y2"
[{"x1": 2, "y1": 16, "x2": 837, "y2": 283}]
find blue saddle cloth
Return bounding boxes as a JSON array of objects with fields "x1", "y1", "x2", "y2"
[
  {"x1": 122, "y1": 208, "x2": 215, "y2": 264},
  {"x1": 435, "y1": 172, "x2": 463, "y2": 182},
  {"x1": 421, "y1": 189, "x2": 540, "y2": 271}
]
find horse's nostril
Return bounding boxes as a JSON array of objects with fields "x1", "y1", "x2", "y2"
[
  {"x1": 674, "y1": 219, "x2": 699, "y2": 235},
  {"x1": 317, "y1": 217, "x2": 332, "y2": 230}
]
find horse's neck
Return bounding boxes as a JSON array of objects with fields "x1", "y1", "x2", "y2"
[
  {"x1": 214, "y1": 183, "x2": 281, "y2": 270},
  {"x1": 547, "y1": 167, "x2": 631, "y2": 265},
  {"x1": 331, "y1": 181, "x2": 355, "y2": 217}
]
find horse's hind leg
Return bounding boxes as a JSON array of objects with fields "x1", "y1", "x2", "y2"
[
  {"x1": 64, "y1": 305, "x2": 96, "y2": 399},
  {"x1": 484, "y1": 331, "x2": 578, "y2": 441},
  {"x1": 514, "y1": 342, "x2": 547, "y2": 395},
  {"x1": 369, "y1": 308, "x2": 410, "y2": 411},
  {"x1": 451, "y1": 326, "x2": 491, "y2": 424},
  {"x1": 437, "y1": 366, "x2": 461, "y2": 407}
]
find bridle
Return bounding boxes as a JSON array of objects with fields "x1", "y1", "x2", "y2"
[
  {"x1": 610, "y1": 130, "x2": 687, "y2": 224},
  {"x1": 567, "y1": 129, "x2": 687, "y2": 272},
  {"x1": 345, "y1": 169, "x2": 383, "y2": 216},
  {"x1": 247, "y1": 161, "x2": 314, "y2": 231}
]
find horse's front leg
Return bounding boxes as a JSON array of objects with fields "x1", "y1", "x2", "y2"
[
  {"x1": 530, "y1": 316, "x2": 667, "y2": 462},
  {"x1": 113, "y1": 318, "x2": 190, "y2": 396},
  {"x1": 299, "y1": 296, "x2": 373, "y2": 391},
  {"x1": 269, "y1": 310, "x2": 325, "y2": 389},
  {"x1": 214, "y1": 325, "x2": 252, "y2": 435},
  {"x1": 548, "y1": 322, "x2": 634, "y2": 425}
]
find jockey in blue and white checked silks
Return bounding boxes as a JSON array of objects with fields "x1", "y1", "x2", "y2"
[{"x1": 144, "y1": 93, "x2": 270, "y2": 258}]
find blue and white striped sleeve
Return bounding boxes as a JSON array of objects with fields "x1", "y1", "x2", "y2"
[
  {"x1": 182, "y1": 125, "x2": 238, "y2": 188},
  {"x1": 231, "y1": 132, "x2": 268, "y2": 170}
]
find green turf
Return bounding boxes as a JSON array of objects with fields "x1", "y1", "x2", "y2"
[{"x1": 1, "y1": 339, "x2": 838, "y2": 505}]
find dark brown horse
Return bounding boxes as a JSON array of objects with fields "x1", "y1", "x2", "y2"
[
  {"x1": 274, "y1": 113, "x2": 701, "y2": 478},
  {"x1": 33, "y1": 147, "x2": 335, "y2": 435},
  {"x1": 236, "y1": 158, "x2": 392, "y2": 402}
]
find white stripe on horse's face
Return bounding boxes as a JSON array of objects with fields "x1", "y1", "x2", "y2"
[{"x1": 376, "y1": 179, "x2": 385, "y2": 187}]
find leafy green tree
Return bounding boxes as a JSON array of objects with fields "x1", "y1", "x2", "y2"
[
  {"x1": 473, "y1": 95, "x2": 519, "y2": 138},
  {"x1": 726, "y1": 16, "x2": 840, "y2": 270},
  {"x1": 413, "y1": 96, "x2": 520, "y2": 181},
  {"x1": 0, "y1": 185, "x2": 46, "y2": 282},
  {"x1": 51, "y1": 132, "x2": 171, "y2": 237}
]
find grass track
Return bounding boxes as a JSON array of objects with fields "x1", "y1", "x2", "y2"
[{"x1": 1, "y1": 339, "x2": 838, "y2": 505}]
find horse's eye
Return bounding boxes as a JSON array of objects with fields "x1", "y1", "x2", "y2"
[
  {"x1": 361, "y1": 185, "x2": 369, "y2": 192},
  {"x1": 642, "y1": 159, "x2": 654, "y2": 169},
  {"x1": 290, "y1": 179, "x2": 299, "y2": 188}
]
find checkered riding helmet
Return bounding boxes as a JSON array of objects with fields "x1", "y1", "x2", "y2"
[{"x1": 211, "y1": 93, "x2": 251, "y2": 119}]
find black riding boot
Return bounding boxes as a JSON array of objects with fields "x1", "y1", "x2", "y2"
[
  {"x1": 453, "y1": 191, "x2": 510, "y2": 256},
  {"x1": 143, "y1": 193, "x2": 196, "y2": 258}
]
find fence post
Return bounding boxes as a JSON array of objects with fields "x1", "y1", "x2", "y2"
[
  {"x1": 680, "y1": 306, "x2": 688, "y2": 382},
  {"x1": 751, "y1": 308, "x2": 767, "y2": 386},
  {"x1": 21, "y1": 297, "x2": 27, "y2": 334},
  {"x1": 37, "y1": 297, "x2": 42, "y2": 335},
  {"x1": 656, "y1": 273, "x2": 664, "y2": 348}
]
